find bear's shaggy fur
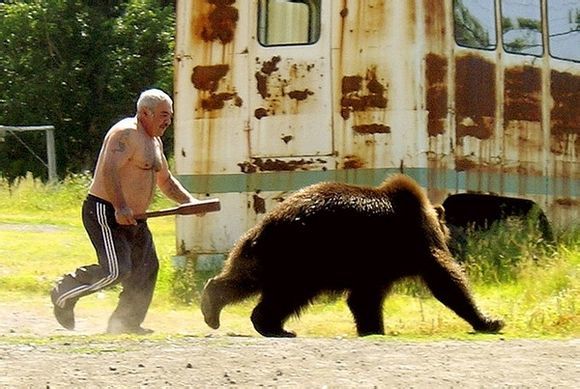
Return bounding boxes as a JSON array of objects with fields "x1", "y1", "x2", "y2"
[{"x1": 201, "y1": 174, "x2": 504, "y2": 337}]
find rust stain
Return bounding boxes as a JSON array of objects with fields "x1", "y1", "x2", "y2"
[
  {"x1": 551, "y1": 70, "x2": 580, "y2": 137},
  {"x1": 254, "y1": 107, "x2": 268, "y2": 119},
  {"x1": 406, "y1": 0, "x2": 417, "y2": 40},
  {"x1": 551, "y1": 71, "x2": 580, "y2": 157},
  {"x1": 426, "y1": 53, "x2": 448, "y2": 136},
  {"x1": 352, "y1": 124, "x2": 391, "y2": 134},
  {"x1": 238, "y1": 158, "x2": 327, "y2": 173},
  {"x1": 343, "y1": 155, "x2": 365, "y2": 169},
  {"x1": 201, "y1": 92, "x2": 241, "y2": 111},
  {"x1": 237, "y1": 161, "x2": 257, "y2": 173},
  {"x1": 424, "y1": 0, "x2": 447, "y2": 38},
  {"x1": 192, "y1": 64, "x2": 242, "y2": 111},
  {"x1": 288, "y1": 89, "x2": 314, "y2": 101},
  {"x1": 504, "y1": 66, "x2": 541, "y2": 122},
  {"x1": 200, "y1": 0, "x2": 239, "y2": 44},
  {"x1": 192, "y1": 65, "x2": 229, "y2": 92},
  {"x1": 454, "y1": 157, "x2": 479, "y2": 172},
  {"x1": 367, "y1": 78, "x2": 385, "y2": 95},
  {"x1": 554, "y1": 198, "x2": 580, "y2": 207},
  {"x1": 260, "y1": 56, "x2": 281, "y2": 75},
  {"x1": 455, "y1": 55, "x2": 496, "y2": 140},
  {"x1": 255, "y1": 72, "x2": 269, "y2": 99},
  {"x1": 342, "y1": 75, "x2": 363, "y2": 94},
  {"x1": 252, "y1": 194, "x2": 266, "y2": 214},
  {"x1": 281, "y1": 135, "x2": 293, "y2": 144},
  {"x1": 340, "y1": 68, "x2": 388, "y2": 120},
  {"x1": 254, "y1": 56, "x2": 282, "y2": 99}
]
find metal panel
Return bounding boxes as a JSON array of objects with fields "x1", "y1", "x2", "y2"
[
  {"x1": 173, "y1": 0, "x2": 579, "y2": 260},
  {"x1": 249, "y1": 2, "x2": 333, "y2": 158},
  {"x1": 332, "y1": 0, "x2": 424, "y2": 172}
]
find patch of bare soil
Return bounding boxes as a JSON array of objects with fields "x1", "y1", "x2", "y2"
[{"x1": 0, "y1": 303, "x2": 578, "y2": 387}]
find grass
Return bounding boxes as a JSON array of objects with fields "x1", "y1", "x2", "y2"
[{"x1": 0, "y1": 174, "x2": 578, "y2": 340}]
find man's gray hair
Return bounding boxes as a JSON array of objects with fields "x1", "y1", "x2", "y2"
[{"x1": 136, "y1": 89, "x2": 173, "y2": 113}]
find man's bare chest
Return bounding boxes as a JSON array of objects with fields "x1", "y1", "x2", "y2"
[{"x1": 133, "y1": 139, "x2": 162, "y2": 172}]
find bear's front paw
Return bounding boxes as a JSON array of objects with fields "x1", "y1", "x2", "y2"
[{"x1": 474, "y1": 317, "x2": 505, "y2": 334}]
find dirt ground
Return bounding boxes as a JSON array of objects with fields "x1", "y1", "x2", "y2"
[{"x1": 0, "y1": 302, "x2": 578, "y2": 388}]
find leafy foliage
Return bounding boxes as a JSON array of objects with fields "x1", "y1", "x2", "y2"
[
  {"x1": 454, "y1": 0, "x2": 494, "y2": 49},
  {"x1": 0, "y1": 0, "x2": 175, "y2": 183}
]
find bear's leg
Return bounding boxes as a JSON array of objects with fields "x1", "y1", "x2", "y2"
[
  {"x1": 421, "y1": 249, "x2": 504, "y2": 333},
  {"x1": 251, "y1": 290, "x2": 309, "y2": 337},
  {"x1": 347, "y1": 285, "x2": 388, "y2": 336},
  {"x1": 201, "y1": 277, "x2": 258, "y2": 329}
]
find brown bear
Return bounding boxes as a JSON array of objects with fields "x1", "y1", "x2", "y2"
[{"x1": 201, "y1": 174, "x2": 504, "y2": 337}]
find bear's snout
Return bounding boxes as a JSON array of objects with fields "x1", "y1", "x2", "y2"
[{"x1": 201, "y1": 279, "x2": 221, "y2": 329}]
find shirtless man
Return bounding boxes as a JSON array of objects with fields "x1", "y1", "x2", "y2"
[{"x1": 51, "y1": 89, "x2": 198, "y2": 334}]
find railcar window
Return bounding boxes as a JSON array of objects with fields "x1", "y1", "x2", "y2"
[
  {"x1": 548, "y1": 0, "x2": 580, "y2": 62},
  {"x1": 258, "y1": 0, "x2": 321, "y2": 46},
  {"x1": 501, "y1": 0, "x2": 543, "y2": 56},
  {"x1": 454, "y1": 0, "x2": 497, "y2": 50}
]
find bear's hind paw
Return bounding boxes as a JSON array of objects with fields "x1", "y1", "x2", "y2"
[{"x1": 257, "y1": 328, "x2": 297, "y2": 338}]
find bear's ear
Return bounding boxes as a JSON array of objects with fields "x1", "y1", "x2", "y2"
[{"x1": 434, "y1": 204, "x2": 445, "y2": 222}]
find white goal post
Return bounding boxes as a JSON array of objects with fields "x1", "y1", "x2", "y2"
[{"x1": 0, "y1": 125, "x2": 57, "y2": 182}]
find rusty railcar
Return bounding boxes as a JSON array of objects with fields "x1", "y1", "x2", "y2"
[{"x1": 173, "y1": 0, "x2": 579, "y2": 266}]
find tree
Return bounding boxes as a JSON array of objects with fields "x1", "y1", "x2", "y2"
[
  {"x1": 454, "y1": 0, "x2": 494, "y2": 49},
  {"x1": 0, "y1": 0, "x2": 175, "y2": 183}
]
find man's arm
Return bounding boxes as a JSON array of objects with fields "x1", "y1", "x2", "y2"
[
  {"x1": 156, "y1": 151, "x2": 197, "y2": 204},
  {"x1": 102, "y1": 129, "x2": 136, "y2": 225}
]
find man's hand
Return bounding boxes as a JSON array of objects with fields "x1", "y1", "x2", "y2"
[
  {"x1": 185, "y1": 197, "x2": 206, "y2": 217},
  {"x1": 115, "y1": 205, "x2": 137, "y2": 225}
]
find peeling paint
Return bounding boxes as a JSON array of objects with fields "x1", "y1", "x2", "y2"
[
  {"x1": 343, "y1": 155, "x2": 365, "y2": 169},
  {"x1": 192, "y1": 65, "x2": 229, "y2": 92},
  {"x1": 252, "y1": 194, "x2": 266, "y2": 214},
  {"x1": 342, "y1": 75, "x2": 363, "y2": 94},
  {"x1": 455, "y1": 55, "x2": 495, "y2": 139},
  {"x1": 454, "y1": 157, "x2": 479, "y2": 172},
  {"x1": 551, "y1": 71, "x2": 580, "y2": 157},
  {"x1": 200, "y1": 0, "x2": 239, "y2": 44},
  {"x1": 260, "y1": 56, "x2": 281, "y2": 75},
  {"x1": 254, "y1": 107, "x2": 268, "y2": 119},
  {"x1": 340, "y1": 69, "x2": 388, "y2": 120},
  {"x1": 426, "y1": 53, "x2": 448, "y2": 136},
  {"x1": 255, "y1": 72, "x2": 269, "y2": 99},
  {"x1": 352, "y1": 124, "x2": 391, "y2": 134},
  {"x1": 288, "y1": 89, "x2": 314, "y2": 101},
  {"x1": 424, "y1": 0, "x2": 447, "y2": 38},
  {"x1": 191, "y1": 65, "x2": 242, "y2": 111},
  {"x1": 238, "y1": 158, "x2": 327, "y2": 173},
  {"x1": 551, "y1": 70, "x2": 580, "y2": 137},
  {"x1": 255, "y1": 56, "x2": 282, "y2": 99},
  {"x1": 201, "y1": 92, "x2": 242, "y2": 111},
  {"x1": 237, "y1": 161, "x2": 257, "y2": 173},
  {"x1": 555, "y1": 198, "x2": 580, "y2": 207},
  {"x1": 504, "y1": 66, "x2": 541, "y2": 122}
]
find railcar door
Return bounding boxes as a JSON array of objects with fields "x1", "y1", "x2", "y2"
[{"x1": 247, "y1": 0, "x2": 332, "y2": 166}]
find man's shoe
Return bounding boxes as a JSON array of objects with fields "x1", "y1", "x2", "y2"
[
  {"x1": 50, "y1": 288, "x2": 75, "y2": 330},
  {"x1": 107, "y1": 322, "x2": 154, "y2": 335}
]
